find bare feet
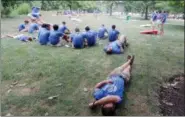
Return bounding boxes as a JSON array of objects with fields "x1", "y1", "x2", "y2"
[{"x1": 130, "y1": 55, "x2": 135, "y2": 65}]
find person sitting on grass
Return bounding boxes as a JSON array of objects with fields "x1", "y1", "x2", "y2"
[
  {"x1": 83, "y1": 26, "x2": 97, "y2": 47},
  {"x1": 98, "y1": 24, "x2": 108, "y2": 39},
  {"x1": 49, "y1": 24, "x2": 63, "y2": 46},
  {"x1": 5, "y1": 34, "x2": 36, "y2": 42},
  {"x1": 89, "y1": 55, "x2": 135, "y2": 116},
  {"x1": 104, "y1": 35, "x2": 128, "y2": 55},
  {"x1": 108, "y1": 25, "x2": 120, "y2": 42},
  {"x1": 58, "y1": 21, "x2": 71, "y2": 42},
  {"x1": 28, "y1": 19, "x2": 39, "y2": 33},
  {"x1": 38, "y1": 23, "x2": 50, "y2": 45},
  {"x1": 18, "y1": 19, "x2": 30, "y2": 32},
  {"x1": 70, "y1": 28, "x2": 85, "y2": 49}
]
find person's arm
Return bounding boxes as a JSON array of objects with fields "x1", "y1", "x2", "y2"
[
  {"x1": 20, "y1": 27, "x2": 28, "y2": 32},
  {"x1": 95, "y1": 80, "x2": 112, "y2": 88},
  {"x1": 92, "y1": 95, "x2": 121, "y2": 106}
]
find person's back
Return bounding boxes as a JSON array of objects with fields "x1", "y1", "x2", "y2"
[
  {"x1": 28, "y1": 22, "x2": 39, "y2": 33},
  {"x1": 72, "y1": 33, "x2": 84, "y2": 48},
  {"x1": 58, "y1": 22, "x2": 67, "y2": 34},
  {"x1": 152, "y1": 12, "x2": 157, "y2": 21},
  {"x1": 98, "y1": 25, "x2": 107, "y2": 38},
  {"x1": 84, "y1": 26, "x2": 96, "y2": 46},
  {"x1": 49, "y1": 24, "x2": 63, "y2": 45},
  {"x1": 38, "y1": 24, "x2": 50, "y2": 45},
  {"x1": 108, "y1": 25, "x2": 119, "y2": 42},
  {"x1": 18, "y1": 24, "x2": 25, "y2": 32}
]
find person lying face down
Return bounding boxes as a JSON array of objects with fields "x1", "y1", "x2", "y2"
[
  {"x1": 18, "y1": 19, "x2": 29, "y2": 32},
  {"x1": 89, "y1": 55, "x2": 135, "y2": 116},
  {"x1": 38, "y1": 23, "x2": 50, "y2": 45},
  {"x1": 104, "y1": 35, "x2": 128, "y2": 54},
  {"x1": 108, "y1": 25, "x2": 120, "y2": 42},
  {"x1": 70, "y1": 28, "x2": 85, "y2": 49},
  {"x1": 49, "y1": 24, "x2": 63, "y2": 46},
  {"x1": 6, "y1": 34, "x2": 35, "y2": 42},
  {"x1": 82, "y1": 26, "x2": 97, "y2": 47}
]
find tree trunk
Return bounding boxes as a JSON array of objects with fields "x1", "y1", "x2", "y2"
[
  {"x1": 145, "y1": 5, "x2": 148, "y2": 20},
  {"x1": 109, "y1": 3, "x2": 113, "y2": 16}
]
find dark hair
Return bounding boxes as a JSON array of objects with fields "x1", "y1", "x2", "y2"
[
  {"x1": 112, "y1": 25, "x2": 116, "y2": 29},
  {"x1": 75, "y1": 28, "x2": 80, "y2": 32},
  {"x1": 53, "y1": 24, "x2": 59, "y2": 30},
  {"x1": 106, "y1": 49, "x2": 112, "y2": 55},
  {"x1": 163, "y1": 11, "x2": 166, "y2": 13},
  {"x1": 24, "y1": 20, "x2": 29, "y2": 24},
  {"x1": 85, "y1": 26, "x2": 90, "y2": 31},
  {"x1": 28, "y1": 37, "x2": 33, "y2": 41},
  {"x1": 101, "y1": 106, "x2": 116, "y2": 116},
  {"x1": 102, "y1": 24, "x2": 104, "y2": 27},
  {"x1": 62, "y1": 21, "x2": 66, "y2": 25},
  {"x1": 158, "y1": 10, "x2": 162, "y2": 13},
  {"x1": 41, "y1": 23, "x2": 48, "y2": 28}
]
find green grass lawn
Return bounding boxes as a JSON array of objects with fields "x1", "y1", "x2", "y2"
[{"x1": 1, "y1": 12, "x2": 184, "y2": 116}]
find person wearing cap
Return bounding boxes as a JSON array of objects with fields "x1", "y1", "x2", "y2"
[
  {"x1": 88, "y1": 55, "x2": 135, "y2": 116},
  {"x1": 70, "y1": 28, "x2": 85, "y2": 49},
  {"x1": 18, "y1": 20, "x2": 30, "y2": 32},
  {"x1": 38, "y1": 23, "x2": 50, "y2": 45},
  {"x1": 108, "y1": 25, "x2": 120, "y2": 42},
  {"x1": 104, "y1": 35, "x2": 128, "y2": 55},
  {"x1": 83, "y1": 26, "x2": 97, "y2": 47},
  {"x1": 49, "y1": 24, "x2": 63, "y2": 46},
  {"x1": 98, "y1": 24, "x2": 108, "y2": 39}
]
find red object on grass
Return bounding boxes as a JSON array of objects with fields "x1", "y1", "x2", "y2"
[{"x1": 140, "y1": 30, "x2": 158, "y2": 35}]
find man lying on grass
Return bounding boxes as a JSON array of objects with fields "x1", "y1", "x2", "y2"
[
  {"x1": 89, "y1": 55, "x2": 134, "y2": 116},
  {"x1": 4, "y1": 34, "x2": 36, "y2": 42},
  {"x1": 104, "y1": 35, "x2": 129, "y2": 54}
]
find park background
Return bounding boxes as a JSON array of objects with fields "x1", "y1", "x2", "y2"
[{"x1": 1, "y1": 0, "x2": 184, "y2": 116}]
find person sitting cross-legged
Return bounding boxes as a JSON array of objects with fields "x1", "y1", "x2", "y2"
[
  {"x1": 88, "y1": 55, "x2": 135, "y2": 116},
  {"x1": 49, "y1": 24, "x2": 63, "y2": 46},
  {"x1": 108, "y1": 25, "x2": 120, "y2": 42},
  {"x1": 98, "y1": 24, "x2": 108, "y2": 39},
  {"x1": 70, "y1": 28, "x2": 85, "y2": 49},
  {"x1": 104, "y1": 35, "x2": 129, "y2": 55}
]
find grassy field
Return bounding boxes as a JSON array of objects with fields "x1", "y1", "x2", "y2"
[{"x1": 1, "y1": 12, "x2": 184, "y2": 116}]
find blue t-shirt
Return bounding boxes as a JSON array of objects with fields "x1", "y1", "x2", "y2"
[
  {"x1": 83, "y1": 31, "x2": 96, "y2": 46},
  {"x1": 98, "y1": 27, "x2": 107, "y2": 38},
  {"x1": 58, "y1": 25, "x2": 67, "y2": 34},
  {"x1": 28, "y1": 23, "x2": 39, "y2": 33},
  {"x1": 17, "y1": 35, "x2": 29, "y2": 42},
  {"x1": 18, "y1": 24, "x2": 25, "y2": 31},
  {"x1": 38, "y1": 28, "x2": 50, "y2": 45},
  {"x1": 32, "y1": 7, "x2": 40, "y2": 13},
  {"x1": 71, "y1": 33, "x2": 84, "y2": 48},
  {"x1": 49, "y1": 30, "x2": 63, "y2": 45},
  {"x1": 108, "y1": 29, "x2": 119, "y2": 42},
  {"x1": 152, "y1": 13, "x2": 157, "y2": 21},
  {"x1": 104, "y1": 40, "x2": 121, "y2": 54},
  {"x1": 93, "y1": 75, "x2": 125, "y2": 104},
  {"x1": 161, "y1": 13, "x2": 167, "y2": 23}
]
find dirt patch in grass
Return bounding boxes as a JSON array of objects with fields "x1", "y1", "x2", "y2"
[{"x1": 159, "y1": 74, "x2": 184, "y2": 116}]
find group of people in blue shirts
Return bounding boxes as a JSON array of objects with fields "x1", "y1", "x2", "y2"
[{"x1": 150, "y1": 10, "x2": 168, "y2": 35}]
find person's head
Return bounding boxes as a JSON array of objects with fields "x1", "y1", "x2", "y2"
[
  {"x1": 24, "y1": 20, "x2": 29, "y2": 24},
  {"x1": 75, "y1": 28, "x2": 80, "y2": 33},
  {"x1": 106, "y1": 47, "x2": 112, "y2": 55},
  {"x1": 158, "y1": 10, "x2": 162, "y2": 13},
  {"x1": 163, "y1": 11, "x2": 166, "y2": 13},
  {"x1": 101, "y1": 24, "x2": 105, "y2": 27},
  {"x1": 85, "y1": 26, "x2": 90, "y2": 31},
  {"x1": 28, "y1": 37, "x2": 33, "y2": 41},
  {"x1": 112, "y1": 25, "x2": 116, "y2": 29},
  {"x1": 31, "y1": 18, "x2": 37, "y2": 23},
  {"x1": 53, "y1": 24, "x2": 59, "y2": 31},
  {"x1": 101, "y1": 103, "x2": 116, "y2": 116},
  {"x1": 62, "y1": 21, "x2": 66, "y2": 25}
]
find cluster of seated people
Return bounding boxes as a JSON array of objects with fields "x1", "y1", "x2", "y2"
[{"x1": 4, "y1": 6, "x2": 129, "y2": 55}]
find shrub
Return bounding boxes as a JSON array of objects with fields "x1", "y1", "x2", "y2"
[
  {"x1": 16, "y1": 3, "x2": 31, "y2": 15},
  {"x1": 9, "y1": 9, "x2": 19, "y2": 18}
]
